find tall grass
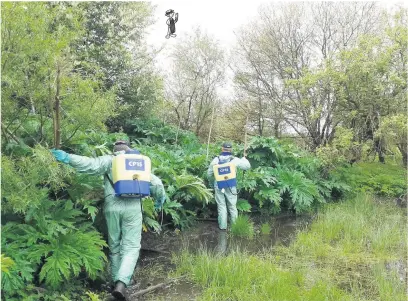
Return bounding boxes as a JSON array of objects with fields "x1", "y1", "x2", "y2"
[
  {"x1": 174, "y1": 248, "x2": 353, "y2": 301},
  {"x1": 173, "y1": 194, "x2": 407, "y2": 301},
  {"x1": 230, "y1": 215, "x2": 254, "y2": 238}
]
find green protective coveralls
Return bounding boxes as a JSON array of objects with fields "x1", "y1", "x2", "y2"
[
  {"x1": 207, "y1": 154, "x2": 251, "y2": 230},
  {"x1": 68, "y1": 152, "x2": 166, "y2": 286}
]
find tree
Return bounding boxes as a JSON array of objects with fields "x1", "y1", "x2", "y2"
[
  {"x1": 232, "y1": 2, "x2": 382, "y2": 148},
  {"x1": 336, "y1": 9, "x2": 407, "y2": 162},
  {"x1": 1, "y1": 2, "x2": 115, "y2": 148},
  {"x1": 165, "y1": 28, "x2": 226, "y2": 139},
  {"x1": 1, "y1": 4, "x2": 116, "y2": 296},
  {"x1": 375, "y1": 114, "x2": 408, "y2": 166},
  {"x1": 73, "y1": 1, "x2": 155, "y2": 89},
  {"x1": 72, "y1": 2, "x2": 162, "y2": 131}
]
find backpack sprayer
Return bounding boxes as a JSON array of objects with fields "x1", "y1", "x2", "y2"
[
  {"x1": 109, "y1": 149, "x2": 164, "y2": 230},
  {"x1": 213, "y1": 158, "x2": 237, "y2": 190},
  {"x1": 111, "y1": 151, "x2": 151, "y2": 198}
]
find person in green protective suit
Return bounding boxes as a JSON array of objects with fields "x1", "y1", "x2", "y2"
[
  {"x1": 51, "y1": 140, "x2": 166, "y2": 300},
  {"x1": 207, "y1": 142, "x2": 251, "y2": 230}
]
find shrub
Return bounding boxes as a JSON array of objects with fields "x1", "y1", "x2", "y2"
[
  {"x1": 1, "y1": 200, "x2": 107, "y2": 297},
  {"x1": 332, "y1": 162, "x2": 407, "y2": 197},
  {"x1": 240, "y1": 136, "x2": 350, "y2": 213}
]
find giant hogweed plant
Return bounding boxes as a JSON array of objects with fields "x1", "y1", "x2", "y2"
[
  {"x1": 155, "y1": 172, "x2": 213, "y2": 230},
  {"x1": 133, "y1": 133, "x2": 348, "y2": 216},
  {"x1": 2, "y1": 201, "x2": 107, "y2": 291},
  {"x1": 131, "y1": 143, "x2": 214, "y2": 229},
  {"x1": 239, "y1": 137, "x2": 350, "y2": 213},
  {"x1": 126, "y1": 118, "x2": 202, "y2": 150},
  {"x1": 1, "y1": 146, "x2": 107, "y2": 298}
]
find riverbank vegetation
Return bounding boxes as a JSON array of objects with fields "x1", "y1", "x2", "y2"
[
  {"x1": 1, "y1": 2, "x2": 406, "y2": 300},
  {"x1": 173, "y1": 194, "x2": 407, "y2": 301}
]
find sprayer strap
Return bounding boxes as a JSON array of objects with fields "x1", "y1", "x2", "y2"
[
  {"x1": 217, "y1": 156, "x2": 234, "y2": 165},
  {"x1": 105, "y1": 173, "x2": 114, "y2": 188}
]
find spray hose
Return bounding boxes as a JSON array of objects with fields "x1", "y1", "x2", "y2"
[
  {"x1": 223, "y1": 176, "x2": 240, "y2": 196},
  {"x1": 134, "y1": 174, "x2": 165, "y2": 231}
]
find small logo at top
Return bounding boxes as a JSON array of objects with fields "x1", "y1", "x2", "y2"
[
  {"x1": 218, "y1": 166, "x2": 231, "y2": 175},
  {"x1": 126, "y1": 159, "x2": 145, "y2": 171},
  {"x1": 165, "y1": 9, "x2": 178, "y2": 39}
]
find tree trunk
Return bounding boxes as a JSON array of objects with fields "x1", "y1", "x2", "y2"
[
  {"x1": 258, "y1": 114, "x2": 263, "y2": 136},
  {"x1": 273, "y1": 121, "x2": 280, "y2": 138},
  {"x1": 184, "y1": 97, "x2": 193, "y2": 130},
  {"x1": 402, "y1": 152, "x2": 407, "y2": 168},
  {"x1": 175, "y1": 118, "x2": 182, "y2": 145},
  {"x1": 374, "y1": 138, "x2": 385, "y2": 164},
  {"x1": 397, "y1": 144, "x2": 407, "y2": 167}
]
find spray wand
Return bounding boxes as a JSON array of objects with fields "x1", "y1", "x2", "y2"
[{"x1": 244, "y1": 102, "x2": 250, "y2": 157}]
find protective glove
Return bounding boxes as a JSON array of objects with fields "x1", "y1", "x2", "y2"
[
  {"x1": 154, "y1": 195, "x2": 166, "y2": 211},
  {"x1": 51, "y1": 149, "x2": 70, "y2": 164}
]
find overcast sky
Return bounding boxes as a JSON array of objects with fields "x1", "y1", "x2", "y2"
[
  {"x1": 145, "y1": 0, "x2": 272, "y2": 48},
  {"x1": 145, "y1": 0, "x2": 279, "y2": 78},
  {"x1": 144, "y1": 0, "x2": 407, "y2": 96},
  {"x1": 145, "y1": 0, "x2": 406, "y2": 56}
]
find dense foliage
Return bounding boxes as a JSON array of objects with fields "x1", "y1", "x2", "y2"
[
  {"x1": 2, "y1": 147, "x2": 108, "y2": 300},
  {"x1": 240, "y1": 137, "x2": 351, "y2": 213},
  {"x1": 1, "y1": 2, "x2": 406, "y2": 300},
  {"x1": 1, "y1": 116, "x2": 352, "y2": 299},
  {"x1": 333, "y1": 162, "x2": 407, "y2": 198}
]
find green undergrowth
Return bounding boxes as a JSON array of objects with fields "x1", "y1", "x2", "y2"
[
  {"x1": 260, "y1": 222, "x2": 271, "y2": 235},
  {"x1": 230, "y1": 215, "x2": 255, "y2": 238},
  {"x1": 173, "y1": 195, "x2": 407, "y2": 300},
  {"x1": 333, "y1": 162, "x2": 407, "y2": 197}
]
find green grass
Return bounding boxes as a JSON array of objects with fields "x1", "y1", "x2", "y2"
[
  {"x1": 173, "y1": 194, "x2": 407, "y2": 301},
  {"x1": 230, "y1": 215, "x2": 254, "y2": 238},
  {"x1": 174, "y1": 249, "x2": 353, "y2": 301},
  {"x1": 260, "y1": 223, "x2": 271, "y2": 235}
]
